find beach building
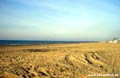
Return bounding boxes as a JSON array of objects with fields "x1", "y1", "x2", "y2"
[{"x1": 107, "y1": 38, "x2": 120, "y2": 43}]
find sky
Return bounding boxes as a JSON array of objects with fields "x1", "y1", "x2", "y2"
[{"x1": 0, "y1": 0, "x2": 120, "y2": 41}]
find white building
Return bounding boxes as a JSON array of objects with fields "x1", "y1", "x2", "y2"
[
  {"x1": 107, "y1": 40, "x2": 113, "y2": 43},
  {"x1": 107, "y1": 38, "x2": 120, "y2": 43},
  {"x1": 112, "y1": 40, "x2": 118, "y2": 43}
]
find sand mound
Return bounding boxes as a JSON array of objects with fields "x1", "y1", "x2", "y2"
[
  {"x1": 85, "y1": 52, "x2": 107, "y2": 69},
  {"x1": 37, "y1": 67, "x2": 49, "y2": 76},
  {"x1": 0, "y1": 72, "x2": 21, "y2": 78}
]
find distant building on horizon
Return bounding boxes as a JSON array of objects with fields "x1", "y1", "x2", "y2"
[{"x1": 107, "y1": 38, "x2": 120, "y2": 43}]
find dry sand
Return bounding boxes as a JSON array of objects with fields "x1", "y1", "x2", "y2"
[{"x1": 0, "y1": 43, "x2": 120, "y2": 78}]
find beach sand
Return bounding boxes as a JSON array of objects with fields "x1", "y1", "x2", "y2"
[{"x1": 0, "y1": 43, "x2": 120, "y2": 78}]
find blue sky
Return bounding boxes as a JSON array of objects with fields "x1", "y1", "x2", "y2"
[{"x1": 0, "y1": 0, "x2": 120, "y2": 41}]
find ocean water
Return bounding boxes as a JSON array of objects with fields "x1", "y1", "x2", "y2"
[{"x1": 0, "y1": 40, "x2": 95, "y2": 45}]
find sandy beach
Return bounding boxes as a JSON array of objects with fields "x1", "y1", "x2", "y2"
[{"x1": 0, "y1": 42, "x2": 120, "y2": 78}]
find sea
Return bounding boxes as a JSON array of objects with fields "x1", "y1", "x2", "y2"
[{"x1": 0, "y1": 40, "x2": 97, "y2": 45}]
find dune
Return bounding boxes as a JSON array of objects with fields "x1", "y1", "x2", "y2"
[{"x1": 0, "y1": 43, "x2": 120, "y2": 78}]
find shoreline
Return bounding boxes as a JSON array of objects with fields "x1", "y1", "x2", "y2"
[{"x1": 0, "y1": 40, "x2": 99, "y2": 46}]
